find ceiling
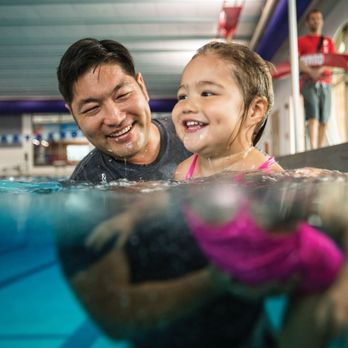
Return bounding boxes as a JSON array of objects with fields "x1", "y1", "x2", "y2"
[{"x1": 0, "y1": 0, "x2": 271, "y2": 102}]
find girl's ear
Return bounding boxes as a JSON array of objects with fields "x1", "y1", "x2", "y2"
[{"x1": 246, "y1": 96, "x2": 268, "y2": 127}]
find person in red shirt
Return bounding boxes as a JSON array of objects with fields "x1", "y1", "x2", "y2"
[{"x1": 298, "y1": 9, "x2": 335, "y2": 149}]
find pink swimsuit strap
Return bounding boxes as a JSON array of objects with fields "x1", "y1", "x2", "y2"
[
  {"x1": 185, "y1": 153, "x2": 276, "y2": 179},
  {"x1": 185, "y1": 153, "x2": 199, "y2": 179},
  {"x1": 257, "y1": 156, "x2": 276, "y2": 170}
]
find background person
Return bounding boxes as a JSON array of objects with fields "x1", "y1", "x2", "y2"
[{"x1": 298, "y1": 8, "x2": 335, "y2": 149}]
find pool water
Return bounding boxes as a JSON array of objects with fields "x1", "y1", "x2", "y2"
[
  {"x1": 0, "y1": 181, "x2": 130, "y2": 348},
  {"x1": 0, "y1": 173, "x2": 347, "y2": 348}
]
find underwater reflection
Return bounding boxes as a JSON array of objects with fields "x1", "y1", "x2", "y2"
[{"x1": 52, "y1": 169, "x2": 348, "y2": 348}]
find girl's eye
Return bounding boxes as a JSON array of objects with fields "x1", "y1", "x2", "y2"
[
  {"x1": 201, "y1": 91, "x2": 215, "y2": 97},
  {"x1": 177, "y1": 94, "x2": 187, "y2": 101}
]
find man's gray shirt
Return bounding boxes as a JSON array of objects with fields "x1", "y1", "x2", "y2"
[{"x1": 70, "y1": 116, "x2": 191, "y2": 184}]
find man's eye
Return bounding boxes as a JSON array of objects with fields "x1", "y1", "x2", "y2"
[
  {"x1": 82, "y1": 105, "x2": 99, "y2": 115},
  {"x1": 115, "y1": 91, "x2": 131, "y2": 100}
]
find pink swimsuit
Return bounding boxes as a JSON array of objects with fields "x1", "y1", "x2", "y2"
[
  {"x1": 185, "y1": 154, "x2": 344, "y2": 292},
  {"x1": 185, "y1": 153, "x2": 276, "y2": 179}
]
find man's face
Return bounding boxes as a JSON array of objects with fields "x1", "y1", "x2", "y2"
[
  {"x1": 69, "y1": 63, "x2": 152, "y2": 162},
  {"x1": 306, "y1": 12, "x2": 323, "y2": 34}
]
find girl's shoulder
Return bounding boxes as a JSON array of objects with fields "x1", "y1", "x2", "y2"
[
  {"x1": 269, "y1": 160, "x2": 283, "y2": 172},
  {"x1": 175, "y1": 155, "x2": 196, "y2": 180},
  {"x1": 253, "y1": 148, "x2": 283, "y2": 172}
]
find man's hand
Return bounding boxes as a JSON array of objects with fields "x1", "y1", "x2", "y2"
[
  {"x1": 307, "y1": 66, "x2": 325, "y2": 81},
  {"x1": 316, "y1": 264, "x2": 348, "y2": 339},
  {"x1": 299, "y1": 58, "x2": 326, "y2": 81},
  {"x1": 86, "y1": 212, "x2": 135, "y2": 251},
  {"x1": 209, "y1": 266, "x2": 300, "y2": 300}
]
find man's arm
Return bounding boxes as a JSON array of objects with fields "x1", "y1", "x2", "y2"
[
  {"x1": 316, "y1": 228, "x2": 348, "y2": 337},
  {"x1": 279, "y1": 184, "x2": 348, "y2": 347},
  {"x1": 299, "y1": 58, "x2": 326, "y2": 81},
  {"x1": 279, "y1": 232, "x2": 348, "y2": 348},
  {"x1": 298, "y1": 36, "x2": 326, "y2": 81},
  {"x1": 69, "y1": 248, "x2": 224, "y2": 339}
]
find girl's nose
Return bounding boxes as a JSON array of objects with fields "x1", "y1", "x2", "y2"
[{"x1": 182, "y1": 97, "x2": 198, "y2": 114}]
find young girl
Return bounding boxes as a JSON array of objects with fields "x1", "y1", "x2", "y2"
[
  {"x1": 173, "y1": 41, "x2": 282, "y2": 180},
  {"x1": 172, "y1": 41, "x2": 344, "y2": 293}
]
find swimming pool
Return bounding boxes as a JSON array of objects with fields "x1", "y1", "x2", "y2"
[
  {"x1": 0, "y1": 172, "x2": 347, "y2": 348},
  {"x1": 0, "y1": 180, "x2": 131, "y2": 348}
]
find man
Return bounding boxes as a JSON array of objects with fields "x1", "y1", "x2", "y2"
[
  {"x1": 298, "y1": 9, "x2": 335, "y2": 149},
  {"x1": 57, "y1": 38, "x2": 190, "y2": 184},
  {"x1": 56, "y1": 38, "x2": 276, "y2": 348}
]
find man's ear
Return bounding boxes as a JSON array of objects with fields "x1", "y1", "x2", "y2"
[
  {"x1": 136, "y1": 72, "x2": 150, "y2": 102},
  {"x1": 246, "y1": 96, "x2": 268, "y2": 127},
  {"x1": 65, "y1": 103, "x2": 80, "y2": 129}
]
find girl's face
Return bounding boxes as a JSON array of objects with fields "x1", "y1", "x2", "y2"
[{"x1": 172, "y1": 53, "x2": 246, "y2": 158}]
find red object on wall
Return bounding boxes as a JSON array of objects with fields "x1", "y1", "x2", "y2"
[
  {"x1": 272, "y1": 61, "x2": 291, "y2": 79},
  {"x1": 218, "y1": 4, "x2": 242, "y2": 40}
]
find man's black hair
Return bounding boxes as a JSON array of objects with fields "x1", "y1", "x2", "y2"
[{"x1": 57, "y1": 38, "x2": 136, "y2": 105}]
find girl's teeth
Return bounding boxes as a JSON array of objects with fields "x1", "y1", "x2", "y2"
[{"x1": 185, "y1": 121, "x2": 204, "y2": 127}]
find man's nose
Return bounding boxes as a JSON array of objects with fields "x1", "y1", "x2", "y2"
[{"x1": 103, "y1": 102, "x2": 126, "y2": 126}]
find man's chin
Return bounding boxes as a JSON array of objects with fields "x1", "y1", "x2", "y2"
[
  {"x1": 104, "y1": 145, "x2": 141, "y2": 162},
  {"x1": 96, "y1": 134, "x2": 147, "y2": 162}
]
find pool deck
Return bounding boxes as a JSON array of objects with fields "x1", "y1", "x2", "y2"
[{"x1": 278, "y1": 142, "x2": 348, "y2": 172}]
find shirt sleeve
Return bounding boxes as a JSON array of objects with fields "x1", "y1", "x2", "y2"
[
  {"x1": 297, "y1": 37, "x2": 304, "y2": 55},
  {"x1": 328, "y1": 37, "x2": 336, "y2": 54}
]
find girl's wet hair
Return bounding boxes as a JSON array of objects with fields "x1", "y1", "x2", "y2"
[{"x1": 192, "y1": 41, "x2": 274, "y2": 146}]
